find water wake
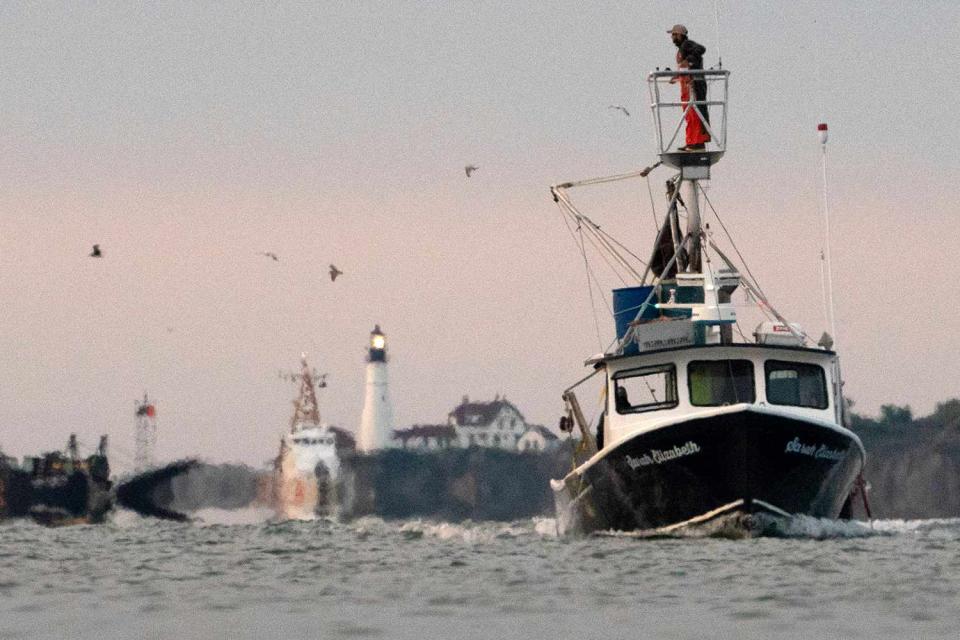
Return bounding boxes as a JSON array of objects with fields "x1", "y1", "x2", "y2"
[{"x1": 193, "y1": 507, "x2": 276, "y2": 527}]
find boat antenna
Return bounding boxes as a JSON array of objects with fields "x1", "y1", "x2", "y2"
[
  {"x1": 818, "y1": 123, "x2": 838, "y2": 345},
  {"x1": 714, "y1": 0, "x2": 723, "y2": 68},
  {"x1": 818, "y1": 248, "x2": 829, "y2": 333}
]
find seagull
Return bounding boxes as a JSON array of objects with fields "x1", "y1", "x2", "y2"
[
  {"x1": 329, "y1": 264, "x2": 343, "y2": 282},
  {"x1": 89, "y1": 244, "x2": 102, "y2": 258},
  {"x1": 607, "y1": 105, "x2": 631, "y2": 117},
  {"x1": 259, "y1": 251, "x2": 279, "y2": 262},
  {"x1": 464, "y1": 165, "x2": 479, "y2": 178}
]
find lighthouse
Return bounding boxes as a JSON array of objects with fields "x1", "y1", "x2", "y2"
[{"x1": 358, "y1": 325, "x2": 394, "y2": 452}]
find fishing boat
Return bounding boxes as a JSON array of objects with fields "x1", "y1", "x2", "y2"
[
  {"x1": 549, "y1": 66, "x2": 865, "y2": 536},
  {"x1": 273, "y1": 354, "x2": 354, "y2": 519}
]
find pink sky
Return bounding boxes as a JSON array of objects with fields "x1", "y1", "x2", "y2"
[{"x1": 1, "y1": 1, "x2": 958, "y2": 469}]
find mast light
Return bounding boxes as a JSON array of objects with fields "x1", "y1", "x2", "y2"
[{"x1": 817, "y1": 123, "x2": 828, "y2": 145}]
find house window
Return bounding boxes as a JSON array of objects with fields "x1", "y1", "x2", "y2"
[
  {"x1": 612, "y1": 364, "x2": 678, "y2": 414},
  {"x1": 688, "y1": 360, "x2": 756, "y2": 406},
  {"x1": 765, "y1": 360, "x2": 828, "y2": 409}
]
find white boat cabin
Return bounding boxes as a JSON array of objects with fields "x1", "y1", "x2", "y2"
[{"x1": 599, "y1": 344, "x2": 841, "y2": 448}]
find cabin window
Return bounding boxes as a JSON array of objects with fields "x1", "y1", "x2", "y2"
[
  {"x1": 611, "y1": 364, "x2": 678, "y2": 414},
  {"x1": 687, "y1": 360, "x2": 755, "y2": 406},
  {"x1": 765, "y1": 360, "x2": 828, "y2": 409}
]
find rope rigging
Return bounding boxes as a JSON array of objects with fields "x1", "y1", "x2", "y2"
[
  {"x1": 552, "y1": 187, "x2": 647, "y2": 279},
  {"x1": 553, "y1": 159, "x2": 809, "y2": 350},
  {"x1": 558, "y1": 208, "x2": 608, "y2": 351},
  {"x1": 578, "y1": 223, "x2": 605, "y2": 352}
]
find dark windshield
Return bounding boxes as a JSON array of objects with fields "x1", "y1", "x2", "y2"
[
  {"x1": 612, "y1": 364, "x2": 678, "y2": 414},
  {"x1": 765, "y1": 360, "x2": 828, "y2": 409},
  {"x1": 688, "y1": 360, "x2": 755, "y2": 406}
]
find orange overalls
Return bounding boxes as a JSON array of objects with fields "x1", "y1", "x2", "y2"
[
  {"x1": 677, "y1": 54, "x2": 710, "y2": 148},
  {"x1": 680, "y1": 75, "x2": 710, "y2": 147}
]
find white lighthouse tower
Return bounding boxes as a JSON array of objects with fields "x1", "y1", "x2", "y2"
[{"x1": 358, "y1": 325, "x2": 394, "y2": 452}]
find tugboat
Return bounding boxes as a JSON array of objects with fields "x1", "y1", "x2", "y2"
[
  {"x1": 273, "y1": 354, "x2": 354, "y2": 519},
  {"x1": 549, "y1": 66, "x2": 865, "y2": 536},
  {"x1": 0, "y1": 435, "x2": 112, "y2": 525}
]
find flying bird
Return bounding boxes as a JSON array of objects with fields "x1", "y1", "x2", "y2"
[
  {"x1": 89, "y1": 244, "x2": 102, "y2": 258},
  {"x1": 329, "y1": 264, "x2": 343, "y2": 282},
  {"x1": 259, "y1": 251, "x2": 279, "y2": 262},
  {"x1": 464, "y1": 165, "x2": 479, "y2": 178},
  {"x1": 608, "y1": 105, "x2": 631, "y2": 117}
]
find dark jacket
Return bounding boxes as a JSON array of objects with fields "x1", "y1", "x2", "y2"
[{"x1": 676, "y1": 38, "x2": 706, "y2": 69}]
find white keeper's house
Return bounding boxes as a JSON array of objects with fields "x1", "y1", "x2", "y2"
[{"x1": 392, "y1": 395, "x2": 559, "y2": 452}]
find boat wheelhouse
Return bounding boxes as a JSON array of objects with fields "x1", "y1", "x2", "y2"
[{"x1": 549, "y1": 66, "x2": 864, "y2": 535}]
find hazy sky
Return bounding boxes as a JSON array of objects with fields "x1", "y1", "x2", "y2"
[{"x1": 1, "y1": 1, "x2": 958, "y2": 470}]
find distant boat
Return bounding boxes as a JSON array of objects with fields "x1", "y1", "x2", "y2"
[
  {"x1": 549, "y1": 66, "x2": 865, "y2": 536},
  {"x1": 0, "y1": 434, "x2": 112, "y2": 526},
  {"x1": 273, "y1": 355, "x2": 354, "y2": 519}
]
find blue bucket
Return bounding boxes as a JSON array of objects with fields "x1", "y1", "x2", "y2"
[{"x1": 612, "y1": 286, "x2": 658, "y2": 342}]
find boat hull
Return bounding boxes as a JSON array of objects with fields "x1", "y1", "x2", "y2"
[
  {"x1": 0, "y1": 467, "x2": 112, "y2": 525},
  {"x1": 552, "y1": 408, "x2": 863, "y2": 535}
]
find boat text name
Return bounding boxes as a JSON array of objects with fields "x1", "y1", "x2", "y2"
[
  {"x1": 624, "y1": 441, "x2": 701, "y2": 469},
  {"x1": 784, "y1": 437, "x2": 845, "y2": 461},
  {"x1": 639, "y1": 335, "x2": 693, "y2": 351}
]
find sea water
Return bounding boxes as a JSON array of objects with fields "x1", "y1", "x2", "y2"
[{"x1": 1, "y1": 512, "x2": 958, "y2": 639}]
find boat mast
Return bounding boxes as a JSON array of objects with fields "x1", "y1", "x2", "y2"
[
  {"x1": 613, "y1": 68, "x2": 735, "y2": 351},
  {"x1": 683, "y1": 177, "x2": 702, "y2": 272},
  {"x1": 646, "y1": 68, "x2": 729, "y2": 271},
  {"x1": 283, "y1": 354, "x2": 323, "y2": 432}
]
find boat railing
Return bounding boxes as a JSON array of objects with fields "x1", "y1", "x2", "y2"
[{"x1": 647, "y1": 69, "x2": 729, "y2": 170}]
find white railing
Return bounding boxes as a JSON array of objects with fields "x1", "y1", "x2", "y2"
[{"x1": 647, "y1": 69, "x2": 729, "y2": 162}]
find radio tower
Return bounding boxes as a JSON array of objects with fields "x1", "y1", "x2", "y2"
[{"x1": 134, "y1": 393, "x2": 158, "y2": 472}]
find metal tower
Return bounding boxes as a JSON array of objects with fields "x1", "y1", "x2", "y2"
[
  {"x1": 283, "y1": 353, "x2": 325, "y2": 431},
  {"x1": 134, "y1": 393, "x2": 157, "y2": 472}
]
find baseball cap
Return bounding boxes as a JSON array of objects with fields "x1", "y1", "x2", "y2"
[{"x1": 667, "y1": 24, "x2": 688, "y2": 35}]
